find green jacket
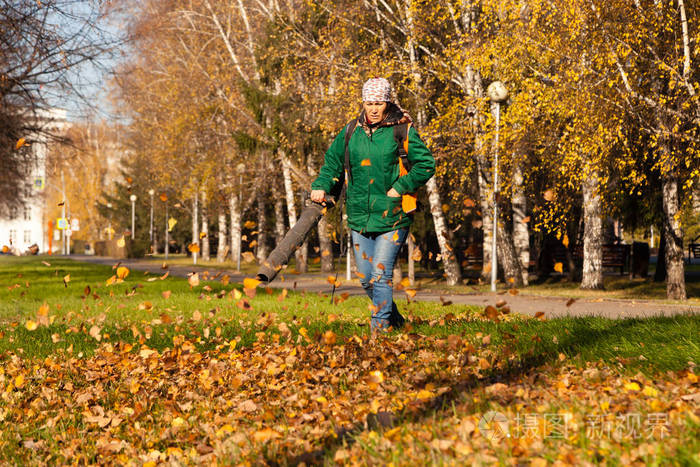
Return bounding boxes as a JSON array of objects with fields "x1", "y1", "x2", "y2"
[{"x1": 311, "y1": 106, "x2": 436, "y2": 233}]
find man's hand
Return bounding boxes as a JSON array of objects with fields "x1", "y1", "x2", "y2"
[
  {"x1": 387, "y1": 188, "x2": 401, "y2": 198},
  {"x1": 310, "y1": 189, "x2": 326, "y2": 203}
]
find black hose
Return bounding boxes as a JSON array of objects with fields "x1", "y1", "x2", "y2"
[{"x1": 256, "y1": 195, "x2": 337, "y2": 283}]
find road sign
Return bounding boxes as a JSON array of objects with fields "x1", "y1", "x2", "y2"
[
  {"x1": 70, "y1": 218, "x2": 80, "y2": 232},
  {"x1": 56, "y1": 218, "x2": 68, "y2": 230}
]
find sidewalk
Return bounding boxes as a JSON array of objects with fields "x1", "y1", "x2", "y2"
[{"x1": 69, "y1": 256, "x2": 700, "y2": 319}]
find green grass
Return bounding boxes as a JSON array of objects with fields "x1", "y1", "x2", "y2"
[
  {"x1": 419, "y1": 266, "x2": 700, "y2": 304},
  {"x1": 1, "y1": 256, "x2": 699, "y2": 465},
  {"x1": 1, "y1": 256, "x2": 698, "y2": 374}
]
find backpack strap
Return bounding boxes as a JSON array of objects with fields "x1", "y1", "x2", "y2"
[
  {"x1": 393, "y1": 122, "x2": 412, "y2": 174},
  {"x1": 343, "y1": 118, "x2": 358, "y2": 185},
  {"x1": 393, "y1": 122, "x2": 418, "y2": 214}
]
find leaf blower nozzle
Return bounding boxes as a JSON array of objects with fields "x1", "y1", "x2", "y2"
[{"x1": 256, "y1": 195, "x2": 336, "y2": 284}]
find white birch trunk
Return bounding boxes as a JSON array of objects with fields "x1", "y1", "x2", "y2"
[
  {"x1": 407, "y1": 232, "x2": 415, "y2": 285},
  {"x1": 201, "y1": 190, "x2": 210, "y2": 261},
  {"x1": 282, "y1": 155, "x2": 307, "y2": 272},
  {"x1": 273, "y1": 185, "x2": 286, "y2": 244},
  {"x1": 512, "y1": 161, "x2": 529, "y2": 285},
  {"x1": 581, "y1": 165, "x2": 604, "y2": 290},
  {"x1": 478, "y1": 165, "x2": 493, "y2": 280},
  {"x1": 426, "y1": 176, "x2": 461, "y2": 285},
  {"x1": 217, "y1": 209, "x2": 227, "y2": 263},
  {"x1": 230, "y1": 194, "x2": 241, "y2": 269},
  {"x1": 256, "y1": 190, "x2": 268, "y2": 263},
  {"x1": 192, "y1": 191, "x2": 199, "y2": 265},
  {"x1": 317, "y1": 216, "x2": 334, "y2": 272},
  {"x1": 662, "y1": 173, "x2": 687, "y2": 299}
]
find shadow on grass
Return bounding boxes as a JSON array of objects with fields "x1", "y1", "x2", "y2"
[{"x1": 281, "y1": 314, "x2": 700, "y2": 466}]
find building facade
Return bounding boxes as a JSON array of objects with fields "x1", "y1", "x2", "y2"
[{"x1": 0, "y1": 108, "x2": 68, "y2": 254}]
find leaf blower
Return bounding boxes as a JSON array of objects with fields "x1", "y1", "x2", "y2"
[{"x1": 256, "y1": 184, "x2": 343, "y2": 284}]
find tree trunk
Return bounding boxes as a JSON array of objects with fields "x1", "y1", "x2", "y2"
[
  {"x1": 426, "y1": 177, "x2": 461, "y2": 285},
  {"x1": 230, "y1": 194, "x2": 241, "y2": 270},
  {"x1": 217, "y1": 209, "x2": 227, "y2": 263},
  {"x1": 273, "y1": 184, "x2": 286, "y2": 244},
  {"x1": 201, "y1": 191, "x2": 210, "y2": 261},
  {"x1": 256, "y1": 190, "x2": 268, "y2": 263},
  {"x1": 282, "y1": 155, "x2": 307, "y2": 272},
  {"x1": 478, "y1": 165, "x2": 493, "y2": 281},
  {"x1": 581, "y1": 166, "x2": 604, "y2": 289},
  {"x1": 393, "y1": 252, "x2": 403, "y2": 285},
  {"x1": 192, "y1": 191, "x2": 199, "y2": 265},
  {"x1": 654, "y1": 227, "x2": 666, "y2": 282},
  {"x1": 495, "y1": 219, "x2": 524, "y2": 287},
  {"x1": 407, "y1": 232, "x2": 415, "y2": 285},
  {"x1": 317, "y1": 216, "x2": 334, "y2": 272},
  {"x1": 662, "y1": 173, "x2": 686, "y2": 299},
  {"x1": 512, "y1": 161, "x2": 529, "y2": 285}
]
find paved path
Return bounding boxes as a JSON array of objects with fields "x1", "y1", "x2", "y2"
[{"x1": 69, "y1": 256, "x2": 700, "y2": 319}]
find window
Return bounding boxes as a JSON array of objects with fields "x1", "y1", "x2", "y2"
[
  {"x1": 9, "y1": 206, "x2": 17, "y2": 220},
  {"x1": 9, "y1": 230, "x2": 16, "y2": 243},
  {"x1": 23, "y1": 206, "x2": 31, "y2": 221},
  {"x1": 24, "y1": 230, "x2": 31, "y2": 243}
]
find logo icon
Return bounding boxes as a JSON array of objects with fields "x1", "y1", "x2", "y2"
[{"x1": 479, "y1": 411, "x2": 509, "y2": 441}]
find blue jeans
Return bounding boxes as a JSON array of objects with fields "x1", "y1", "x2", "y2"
[{"x1": 351, "y1": 228, "x2": 408, "y2": 332}]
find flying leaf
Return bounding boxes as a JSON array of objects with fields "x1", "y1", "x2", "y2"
[
  {"x1": 116, "y1": 236, "x2": 126, "y2": 248},
  {"x1": 199, "y1": 232, "x2": 207, "y2": 239},
  {"x1": 243, "y1": 278, "x2": 261, "y2": 289},
  {"x1": 221, "y1": 274, "x2": 230, "y2": 286},
  {"x1": 37, "y1": 303, "x2": 49, "y2": 317},
  {"x1": 411, "y1": 247, "x2": 422, "y2": 262},
  {"x1": 188, "y1": 243, "x2": 200, "y2": 253},
  {"x1": 543, "y1": 189, "x2": 555, "y2": 201},
  {"x1": 553, "y1": 262, "x2": 564, "y2": 273},
  {"x1": 241, "y1": 251, "x2": 255, "y2": 263},
  {"x1": 162, "y1": 290, "x2": 171, "y2": 299},
  {"x1": 361, "y1": 159, "x2": 371, "y2": 166},
  {"x1": 188, "y1": 273, "x2": 200, "y2": 288},
  {"x1": 15, "y1": 137, "x2": 26, "y2": 149},
  {"x1": 25, "y1": 320, "x2": 38, "y2": 331},
  {"x1": 63, "y1": 274, "x2": 70, "y2": 287},
  {"x1": 243, "y1": 220, "x2": 257, "y2": 229},
  {"x1": 89, "y1": 325, "x2": 102, "y2": 341},
  {"x1": 485, "y1": 305, "x2": 500, "y2": 321},
  {"x1": 168, "y1": 218, "x2": 177, "y2": 231},
  {"x1": 117, "y1": 266, "x2": 129, "y2": 279}
]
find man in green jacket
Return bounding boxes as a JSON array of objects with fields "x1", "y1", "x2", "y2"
[{"x1": 311, "y1": 77, "x2": 435, "y2": 332}]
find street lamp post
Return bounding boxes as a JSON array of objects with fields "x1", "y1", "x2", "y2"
[
  {"x1": 148, "y1": 189, "x2": 155, "y2": 252},
  {"x1": 487, "y1": 81, "x2": 509, "y2": 292},
  {"x1": 130, "y1": 194, "x2": 137, "y2": 240}
]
